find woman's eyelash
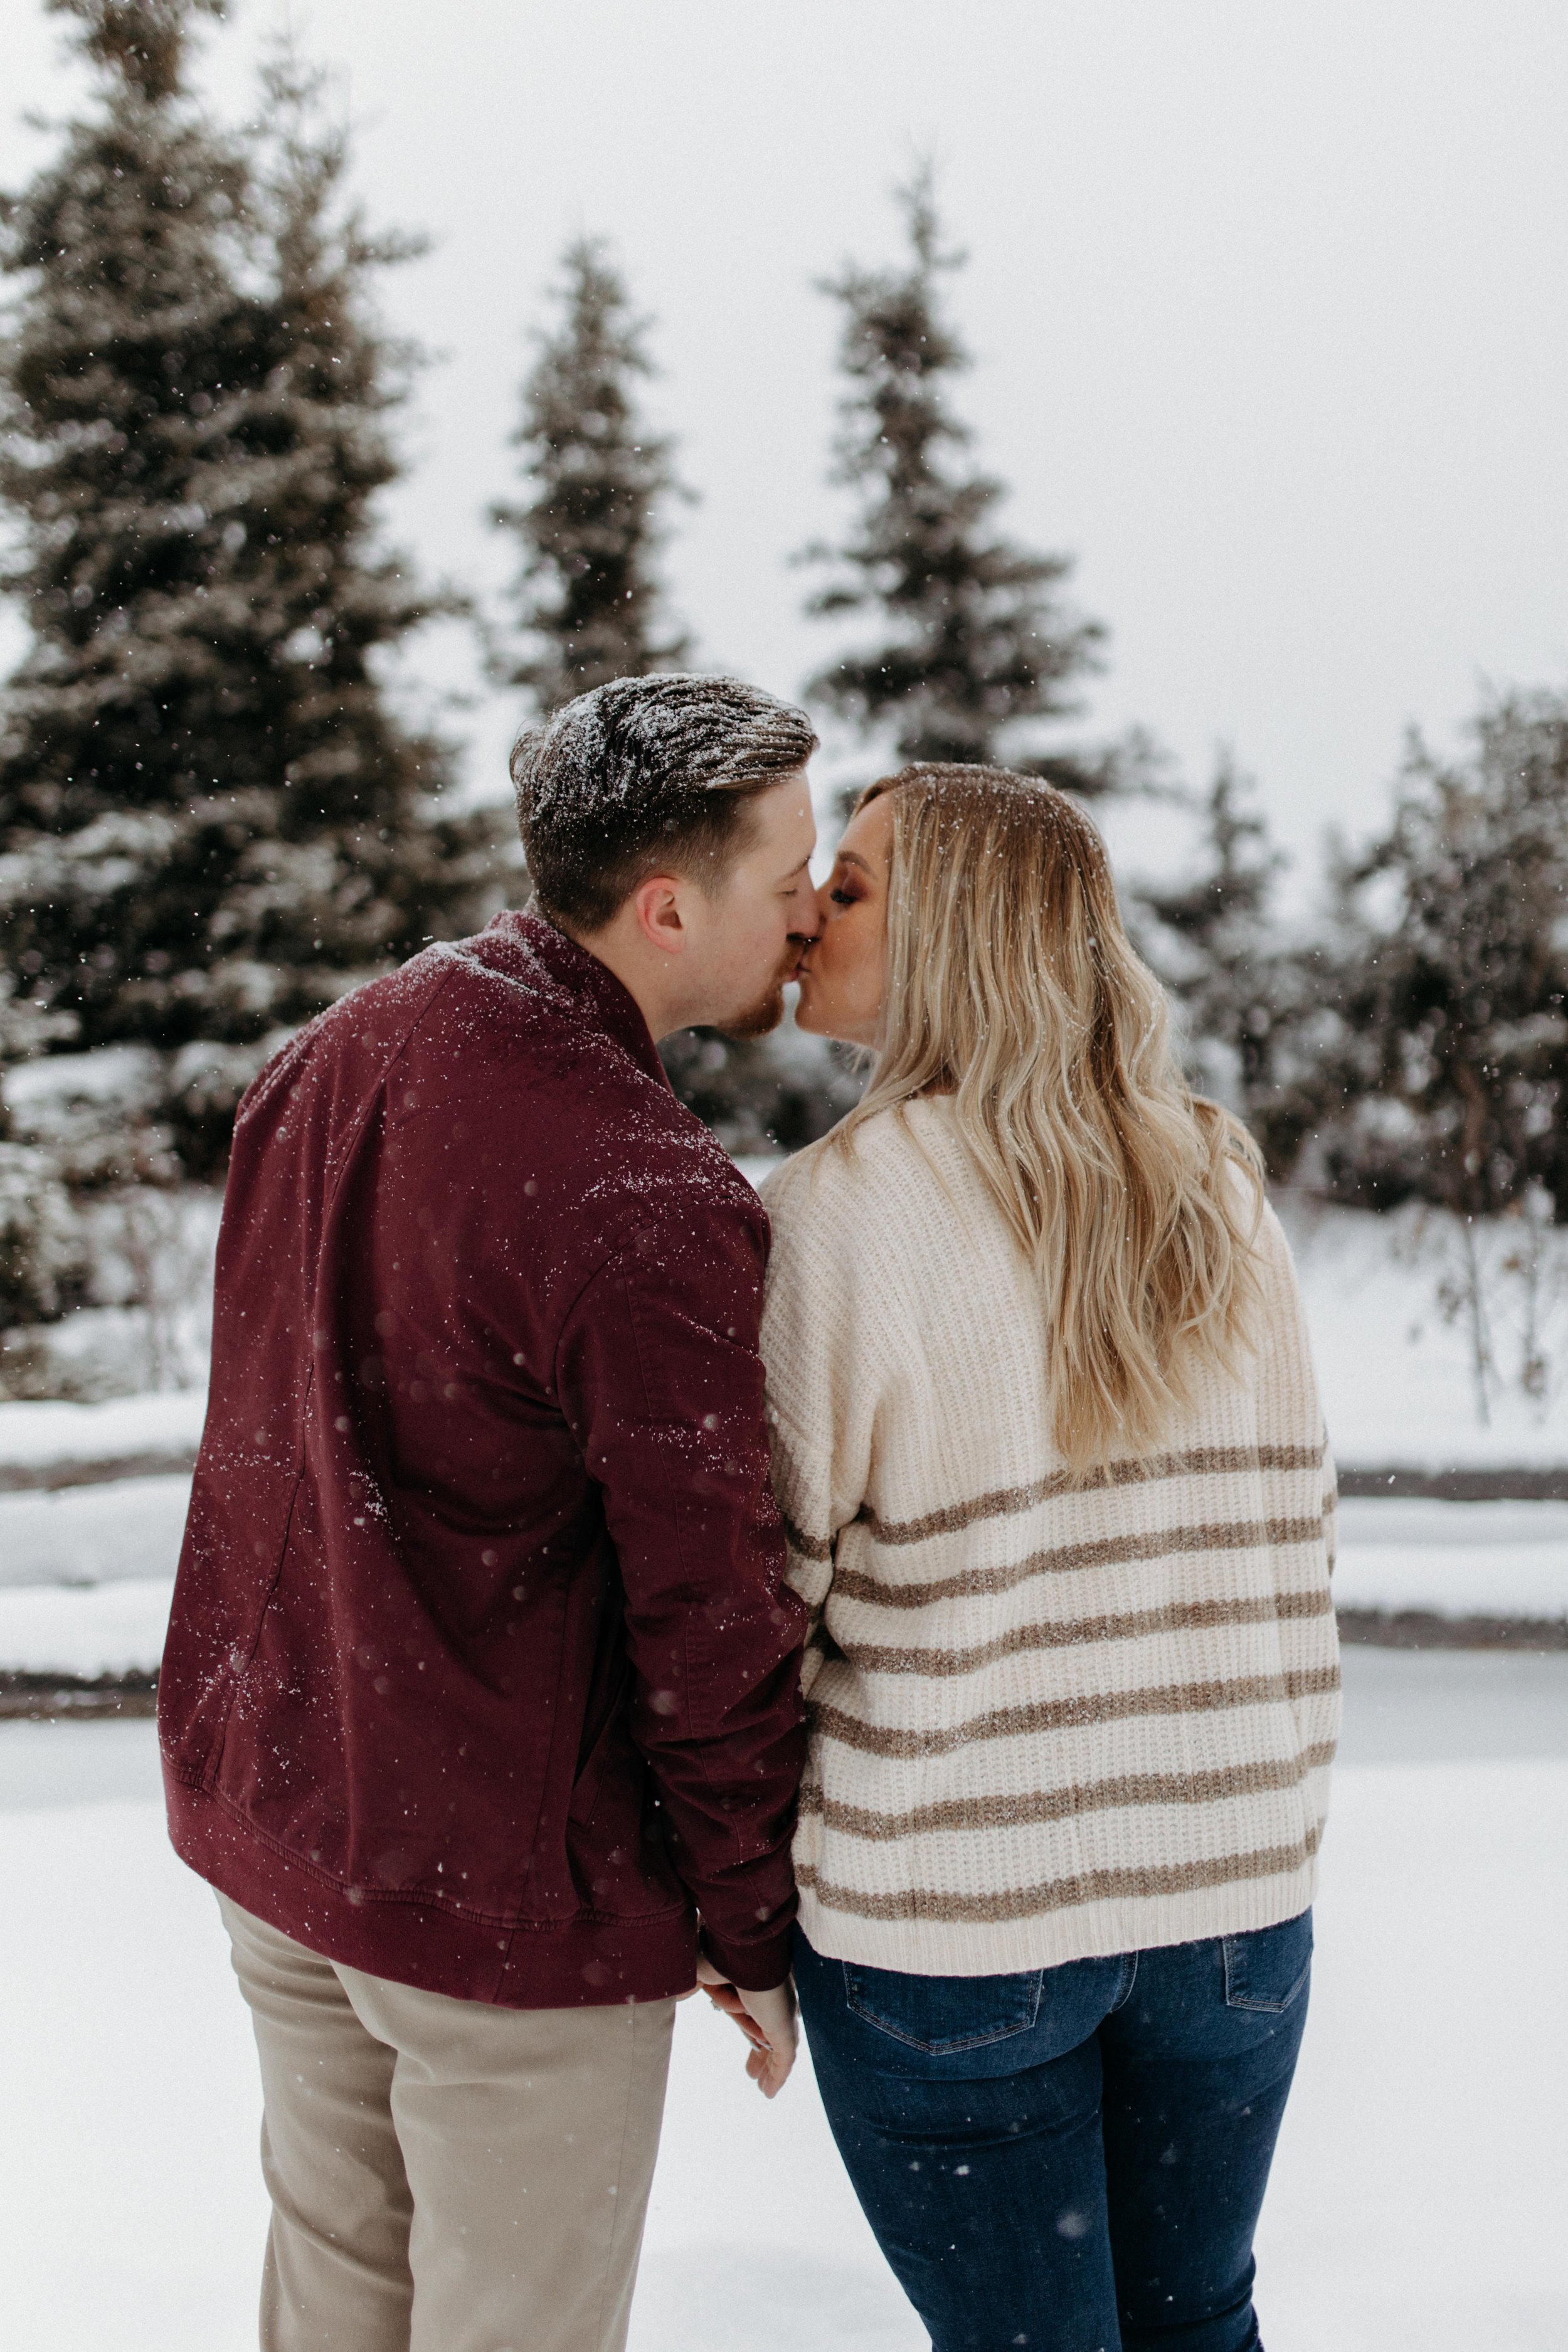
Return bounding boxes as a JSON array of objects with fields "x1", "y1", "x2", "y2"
[{"x1": 830, "y1": 887, "x2": 857, "y2": 906}]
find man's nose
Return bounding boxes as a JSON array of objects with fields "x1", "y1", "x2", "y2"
[{"x1": 790, "y1": 887, "x2": 822, "y2": 940}]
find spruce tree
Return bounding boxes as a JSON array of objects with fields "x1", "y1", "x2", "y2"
[
  {"x1": 1137, "y1": 758, "x2": 1282, "y2": 1101},
  {"x1": 490, "y1": 238, "x2": 689, "y2": 712},
  {"x1": 0, "y1": 2, "x2": 496, "y2": 1166},
  {"x1": 1316, "y1": 692, "x2": 1568, "y2": 1221},
  {"x1": 1136, "y1": 761, "x2": 1377, "y2": 1180},
  {"x1": 803, "y1": 171, "x2": 1103, "y2": 770},
  {"x1": 0, "y1": 975, "x2": 88, "y2": 1334}
]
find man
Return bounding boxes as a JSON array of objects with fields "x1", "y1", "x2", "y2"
[{"x1": 160, "y1": 674, "x2": 820, "y2": 2352}]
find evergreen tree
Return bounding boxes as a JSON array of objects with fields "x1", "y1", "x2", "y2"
[
  {"x1": 0, "y1": 2, "x2": 497, "y2": 1167},
  {"x1": 490, "y1": 238, "x2": 689, "y2": 713},
  {"x1": 0, "y1": 974, "x2": 88, "y2": 1335},
  {"x1": 1137, "y1": 756, "x2": 1283, "y2": 1102},
  {"x1": 1315, "y1": 692, "x2": 1568, "y2": 1221},
  {"x1": 1134, "y1": 759, "x2": 1379, "y2": 1183},
  {"x1": 803, "y1": 170, "x2": 1103, "y2": 770}
]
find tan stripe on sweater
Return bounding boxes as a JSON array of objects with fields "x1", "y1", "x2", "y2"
[
  {"x1": 799, "y1": 1741, "x2": 1339, "y2": 1838},
  {"x1": 832, "y1": 1517, "x2": 1327, "y2": 1611},
  {"x1": 799, "y1": 1823, "x2": 1323, "y2": 1923},
  {"x1": 812, "y1": 1664, "x2": 1342, "y2": 1759},
  {"x1": 858, "y1": 1443, "x2": 1327, "y2": 1549},
  {"x1": 780, "y1": 1510, "x2": 832, "y2": 1564},
  {"x1": 837, "y1": 1587, "x2": 1334, "y2": 1678}
]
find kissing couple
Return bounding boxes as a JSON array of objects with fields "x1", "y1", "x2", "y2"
[{"x1": 161, "y1": 673, "x2": 1338, "y2": 2352}]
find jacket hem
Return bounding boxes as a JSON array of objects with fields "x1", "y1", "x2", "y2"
[{"x1": 168, "y1": 1775, "x2": 701, "y2": 2010}]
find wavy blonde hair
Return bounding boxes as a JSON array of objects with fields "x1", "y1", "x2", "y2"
[{"x1": 835, "y1": 764, "x2": 1266, "y2": 1473}]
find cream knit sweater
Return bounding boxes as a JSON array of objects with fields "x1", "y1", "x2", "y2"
[{"x1": 760, "y1": 1099, "x2": 1339, "y2": 1978}]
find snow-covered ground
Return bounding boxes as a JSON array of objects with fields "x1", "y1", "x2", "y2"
[
  {"x1": 0, "y1": 1389, "x2": 206, "y2": 1473},
  {"x1": 0, "y1": 1474, "x2": 193, "y2": 1587},
  {"x1": 1, "y1": 1651, "x2": 1563, "y2": 2352},
  {"x1": 0, "y1": 1473, "x2": 191, "y2": 1676},
  {"x1": 1333, "y1": 1496, "x2": 1568, "y2": 1616}
]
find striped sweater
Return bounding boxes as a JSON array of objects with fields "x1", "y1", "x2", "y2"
[{"x1": 759, "y1": 1099, "x2": 1339, "y2": 1977}]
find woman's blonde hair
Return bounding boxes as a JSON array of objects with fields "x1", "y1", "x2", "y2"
[{"x1": 835, "y1": 763, "x2": 1266, "y2": 1473}]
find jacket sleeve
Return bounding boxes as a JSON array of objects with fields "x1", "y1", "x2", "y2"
[{"x1": 553, "y1": 1195, "x2": 808, "y2": 1991}]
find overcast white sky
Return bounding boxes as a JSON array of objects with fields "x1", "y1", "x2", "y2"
[{"x1": 6, "y1": 0, "x2": 1568, "y2": 895}]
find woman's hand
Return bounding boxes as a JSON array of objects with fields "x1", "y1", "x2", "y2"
[{"x1": 694, "y1": 1956, "x2": 798, "y2": 2097}]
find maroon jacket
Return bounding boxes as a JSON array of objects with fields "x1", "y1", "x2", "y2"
[{"x1": 161, "y1": 911, "x2": 807, "y2": 2006}]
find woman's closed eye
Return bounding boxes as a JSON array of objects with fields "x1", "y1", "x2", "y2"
[{"x1": 829, "y1": 886, "x2": 859, "y2": 907}]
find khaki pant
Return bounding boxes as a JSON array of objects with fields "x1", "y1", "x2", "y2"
[{"x1": 220, "y1": 1897, "x2": 676, "y2": 2352}]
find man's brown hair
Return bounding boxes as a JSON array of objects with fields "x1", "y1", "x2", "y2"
[{"x1": 511, "y1": 674, "x2": 817, "y2": 931}]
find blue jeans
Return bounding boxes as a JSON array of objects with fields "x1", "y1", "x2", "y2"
[{"x1": 793, "y1": 1912, "x2": 1312, "y2": 2352}]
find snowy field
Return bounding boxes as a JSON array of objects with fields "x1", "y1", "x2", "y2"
[{"x1": 0, "y1": 1651, "x2": 1563, "y2": 2352}]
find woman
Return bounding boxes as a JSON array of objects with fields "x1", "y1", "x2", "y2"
[{"x1": 760, "y1": 766, "x2": 1337, "y2": 2352}]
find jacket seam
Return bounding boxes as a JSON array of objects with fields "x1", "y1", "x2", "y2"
[
  {"x1": 199, "y1": 1463, "x2": 307, "y2": 1791},
  {"x1": 495, "y1": 1574, "x2": 582, "y2": 1994},
  {"x1": 616, "y1": 1254, "x2": 746, "y2": 1873}
]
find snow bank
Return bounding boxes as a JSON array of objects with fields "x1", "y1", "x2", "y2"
[
  {"x1": 1334, "y1": 1497, "x2": 1568, "y2": 1619},
  {"x1": 0, "y1": 1475, "x2": 191, "y2": 1590},
  {"x1": 0, "y1": 1579, "x2": 173, "y2": 1678},
  {"x1": 0, "y1": 1390, "x2": 206, "y2": 1472}
]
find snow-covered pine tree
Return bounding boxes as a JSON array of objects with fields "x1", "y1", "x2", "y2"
[
  {"x1": 1318, "y1": 691, "x2": 1568, "y2": 1221},
  {"x1": 1136, "y1": 755, "x2": 1287, "y2": 1115},
  {"x1": 490, "y1": 238, "x2": 689, "y2": 712},
  {"x1": 0, "y1": 975, "x2": 89, "y2": 1337},
  {"x1": 0, "y1": 3, "x2": 498, "y2": 1175},
  {"x1": 803, "y1": 169, "x2": 1103, "y2": 772}
]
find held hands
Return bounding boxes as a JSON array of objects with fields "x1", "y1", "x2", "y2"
[{"x1": 692, "y1": 1955, "x2": 798, "y2": 2098}]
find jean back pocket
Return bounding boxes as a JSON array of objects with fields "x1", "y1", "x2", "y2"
[
  {"x1": 1222, "y1": 1908, "x2": 1313, "y2": 2014},
  {"x1": 842, "y1": 1959, "x2": 1044, "y2": 2053}
]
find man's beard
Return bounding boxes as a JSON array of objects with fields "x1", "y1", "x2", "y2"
[
  {"x1": 716, "y1": 978, "x2": 787, "y2": 1042},
  {"x1": 713, "y1": 943, "x2": 803, "y2": 1042}
]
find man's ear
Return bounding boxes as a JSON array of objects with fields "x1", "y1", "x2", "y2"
[{"x1": 628, "y1": 872, "x2": 689, "y2": 960}]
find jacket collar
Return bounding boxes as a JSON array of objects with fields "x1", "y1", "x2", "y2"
[{"x1": 480, "y1": 909, "x2": 670, "y2": 1090}]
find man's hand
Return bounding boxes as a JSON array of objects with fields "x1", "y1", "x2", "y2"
[{"x1": 694, "y1": 1956, "x2": 797, "y2": 2097}]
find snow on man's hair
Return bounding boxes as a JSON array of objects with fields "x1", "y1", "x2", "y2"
[{"x1": 511, "y1": 673, "x2": 817, "y2": 931}]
